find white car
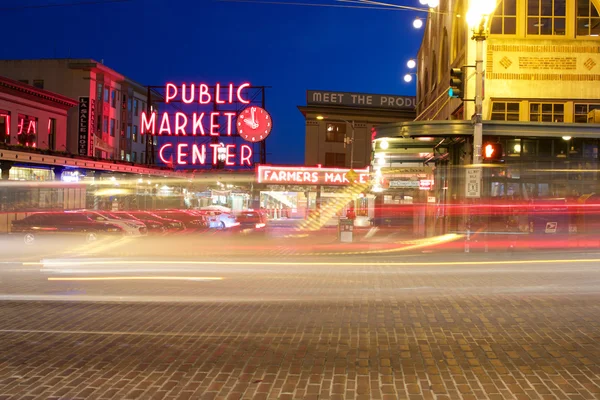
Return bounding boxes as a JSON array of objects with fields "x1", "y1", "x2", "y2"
[
  {"x1": 71, "y1": 211, "x2": 148, "y2": 236},
  {"x1": 197, "y1": 210, "x2": 239, "y2": 229}
]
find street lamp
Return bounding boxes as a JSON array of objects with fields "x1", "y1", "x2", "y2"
[
  {"x1": 403, "y1": 73, "x2": 416, "y2": 83},
  {"x1": 466, "y1": 0, "x2": 497, "y2": 165},
  {"x1": 407, "y1": 59, "x2": 416, "y2": 69}
]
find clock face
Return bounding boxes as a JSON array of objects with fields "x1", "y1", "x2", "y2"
[{"x1": 237, "y1": 106, "x2": 272, "y2": 142}]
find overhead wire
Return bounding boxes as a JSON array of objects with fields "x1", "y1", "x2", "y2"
[{"x1": 0, "y1": 0, "x2": 131, "y2": 11}]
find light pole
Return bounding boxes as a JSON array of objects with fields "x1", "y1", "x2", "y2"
[
  {"x1": 466, "y1": 0, "x2": 497, "y2": 165},
  {"x1": 340, "y1": 119, "x2": 356, "y2": 169}
]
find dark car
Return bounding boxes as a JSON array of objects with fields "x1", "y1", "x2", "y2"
[
  {"x1": 11, "y1": 212, "x2": 125, "y2": 245},
  {"x1": 122, "y1": 211, "x2": 186, "y2": 232},
  {"x1": 149, "y1": 210, "x2": 208, "y2": 230},
  {"x1": 235, "y1": 210, "x2": 268, "y2": 234}
]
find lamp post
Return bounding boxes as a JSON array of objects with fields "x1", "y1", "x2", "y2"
[{"x1": 466, "y1": 0, "x2": 497, "y2": 165}]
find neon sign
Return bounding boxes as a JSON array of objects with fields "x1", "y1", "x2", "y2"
[
  {"x1": 142, "y1": 82, "x2": 271, "y2": 167},
  {"x1": 257, "y1": 165, "x2": 370, "y2": 186}
]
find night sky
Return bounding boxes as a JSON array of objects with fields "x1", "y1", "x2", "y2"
[{"x1": 1, "y1": 0, "x2": 422, "y2": 165}]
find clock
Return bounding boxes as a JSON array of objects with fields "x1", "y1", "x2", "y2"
[{"x1": 237, "y1": 106, "x2": 272, "y2": 142}]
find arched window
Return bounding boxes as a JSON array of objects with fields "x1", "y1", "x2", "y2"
[
  {"x1": 491, "y1": 0, "x2": 517, "y2": 34},
  {"x1": 577, "y1": 0, "x2": 600, "y2": 36},
  {"x1": 439, "y1": 29, "x2": 449, "y2": 84},
  {"x1": 527, "y1": 0, "x2": 566, "y2": 35},
  {"x1": 431, "y1": 51, "x2": 437, "y2": 89},
  {"x1": 451, "y1": 0, "x2": 465, "y2": 61}
]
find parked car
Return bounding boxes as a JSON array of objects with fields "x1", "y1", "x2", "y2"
[
  {"x1": 235, "y1": 209, "x2": 268, "y2": 233},
  {"x1": 70, "y1": 210, "x2": 147, "y2": 236},
  {"x1": 149, "y1": 210, "x2": 208, "y2": 230},
  {"x1": 11, "y1": 212, "x2": 125, "y2": 245},
  {"x1": 112, "y1": 211, "x2": 185, "y2": 233},
  {"x1": 194, "y1": 210, "x2": 239, "y2": 229}
]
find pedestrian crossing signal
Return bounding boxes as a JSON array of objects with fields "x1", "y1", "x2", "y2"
[{"x1": 483, "y1": 143, "x2": 503, "y2": 161}]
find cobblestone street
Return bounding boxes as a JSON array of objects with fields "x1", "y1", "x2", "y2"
[{"x1": 0, "y1": 255, "x2": 599, "y2": 399}]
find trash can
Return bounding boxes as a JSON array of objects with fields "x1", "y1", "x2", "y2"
[{"x1": 339, "y1": 217, "x2": 354, "y2": 243}]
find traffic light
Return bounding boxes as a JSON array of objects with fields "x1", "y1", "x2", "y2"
[
  {"x1": 482, "y1": 143, "x2": 503, "y2": 161},
  {"x1": 449, "y1": 68, "x2": 464, "y2": 99}
]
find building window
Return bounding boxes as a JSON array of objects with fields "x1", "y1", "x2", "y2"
[
  {"x1": 491, "y1": 0, "x2": 517, "y2": 34},
  {"x1": 120, "y1": 150, "x2": 125, "y2": 160},
  {"x1": 577, "y1": 0, "x2": 600, "y2": 36},
  {"x1": 47, "y1": 118, "x2": 56, "y2": 150},
  {"x1": 103, "y1": 116, "x2": 109, "y2": 133},
  {"x1": 33, "y1": 79, "x2": 44, "y2": 89},
  {"x1": 122, "y1": 94, "x2": 127, "y2": 110},
  {"x1": 111, "y1": 90, "x2": 117, "y2": 108},
  {"x1": 104, "y1": 86, "x2": 110, "y2": 103},
  {"x1": 110, "y1": 118, "x2": 116, "y2": 137},
  {"x1": 126, "y1": 153, "x2": 131, "y2": 162},
  {"x1": 127, "y1": 125, "x2": 131, "y2": 139},
  {"x1": 134, "y1": 99, "x2": 139, "y2": 116},
  {"x1": 0, "y1": 111, "x2": 10, "y2": 144},
  {"x1": 325, "y1": 123, "x2": 346, "y2": 142},
  {"x1": 17, "y1": 114, "x2": 37, "y2": 147},
  {"x1": 132, "y1": 152, "x2": 137, "y2": 163},
  {"x1": 128, "y1": 97, "x2": 132, "y2": 112},
  {"x1": 575, "y1": 103, "x2": 600, "y2": 122},
  {"x1": 530, "y1": 102, "x2": 564, "y2": 122},
  {"x1": 133, "y1": 125, "x2": 138, "y2": 142},
  {"x1": 97, "y1": 83, "x2": 103, "y2": 101},
  {"x1": 491, "y1": 101, "x2": 520, "y2": 121},
  {"x1": 325, "y1": 152, "x2": 346, "y2": 167},
  {"x1": 527, "y1": 0, "x2": 566, "y2": 35}
]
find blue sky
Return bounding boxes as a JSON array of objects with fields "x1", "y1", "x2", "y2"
[{"x1": 1, "y1": 0, "x2": 423, "y2": 165}]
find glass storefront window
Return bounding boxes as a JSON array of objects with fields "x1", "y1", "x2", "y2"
[{"x1": 0, "y1": 111, "x2": 9, "y2": 144}]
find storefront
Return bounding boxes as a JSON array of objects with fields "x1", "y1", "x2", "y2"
[
  {"x1": 372, "y1": 120, "x2": 600, "y2": 236},
  {"x1": 255, "y1": 165, "x2": 373, "y2": 226}
]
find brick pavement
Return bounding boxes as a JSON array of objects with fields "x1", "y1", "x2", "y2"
[{"x1": 0, "y1": 260, "x2": 599, "y2": 399}]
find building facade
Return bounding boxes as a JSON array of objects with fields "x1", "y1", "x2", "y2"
[
  {"x1": 0, "y1": 59, "x2": 156, "y2": 164},
  {"x1": 299, "y1": 90, "x2": 416, "y2": 169},
  {"x1": 370, "y1": 0, "x2": 600, "y2": 236}
]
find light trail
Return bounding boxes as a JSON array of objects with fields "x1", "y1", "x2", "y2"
[
  {"x1": 25, "y1": 257, "x2": 600, "y2": 267},
  {"x1": 47, "y1": 276, "x2": 223, "y2": 281}
]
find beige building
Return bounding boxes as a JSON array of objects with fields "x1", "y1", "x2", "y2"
[
  {"x1": 298, "y1": 90, "x2": 416, "y2": 169},
  {"x1": 0, "y1": 59, "x2": 156, "y2": 164},
  {"x1": 417, "y1": 0, "x2": 600, "y2": 123}
]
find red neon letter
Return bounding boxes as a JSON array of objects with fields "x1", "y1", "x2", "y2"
[
  {"x1": 209, "y1": 143, "x2": 220, "y2": 165},
  {"x1": 17, "y1": 117, "x2": 24, "y2": 135},
  {"x1": 237, "y1": 83, "x2": 251, "y2": 104},
  {"x1": 175, "y1": 112, "x2": 187, "y2": 135},
  {"x1": 228, "y1": 83, "x2": 234, "y2": 103},
  {"x1": 177, "y1": 143, "x2": 188, "y2": 165},
  {"x1": 159, "y1": 143, "x2": 173, "y2": 163},
  {"x1": 192, "y1": 113, "x2": 206, "y2": 135},
  {"x1": 165, "y1": 83, "x2": 177, "y2": 103},
  {"x1": 215, "y1": 83, "x2": 225, "y2": 104},
  {"x1": 225, "y1": 144, "x2": 236, "y2": 166},
  {"x1": 181, "y1": 84, "x2": 195, "y2": 104},
  {"x1": 199, "y1": 84, "x2": 211, "y2": 104},
  {"x1": 240, "y1": 144, "x2": 253, "y2": 166},
  {"x1": 27, "y1": 120, "x2": 36, "y2": 134},
  {"x1": 141, "y1": 111, "x2": 156, "y2": 135},
  {"x1": 192, "y1": 144, "x2": 206, "y2": 164},
  {"x1": 159, "y1": 112, "x2": 172, "y2": 135},
  {"x1": 224, "y1": 112, "x2": 235, "y2": 136},
  {"x1": 209, "y1": 112, "x2": 220, "y2": 136}
]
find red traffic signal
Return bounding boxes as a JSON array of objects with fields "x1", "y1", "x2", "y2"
[{"x1": 483, "y1": 143, "x2": 503, "y2": 161}]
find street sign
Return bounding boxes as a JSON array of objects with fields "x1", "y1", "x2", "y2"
[
  {"x1": 545, "y1": 222, "x2": 557, "y2": 234},
  {"x1": 465, "y1": 168, "x2": 482, "y2": 198},
  {"x1": 345, "y1": 169, "x2": 358, "y2": 183}
]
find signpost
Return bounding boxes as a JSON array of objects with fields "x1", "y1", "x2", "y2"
[{"x1": 465, "y1": 168, "x2": 482, "y2": 198}]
